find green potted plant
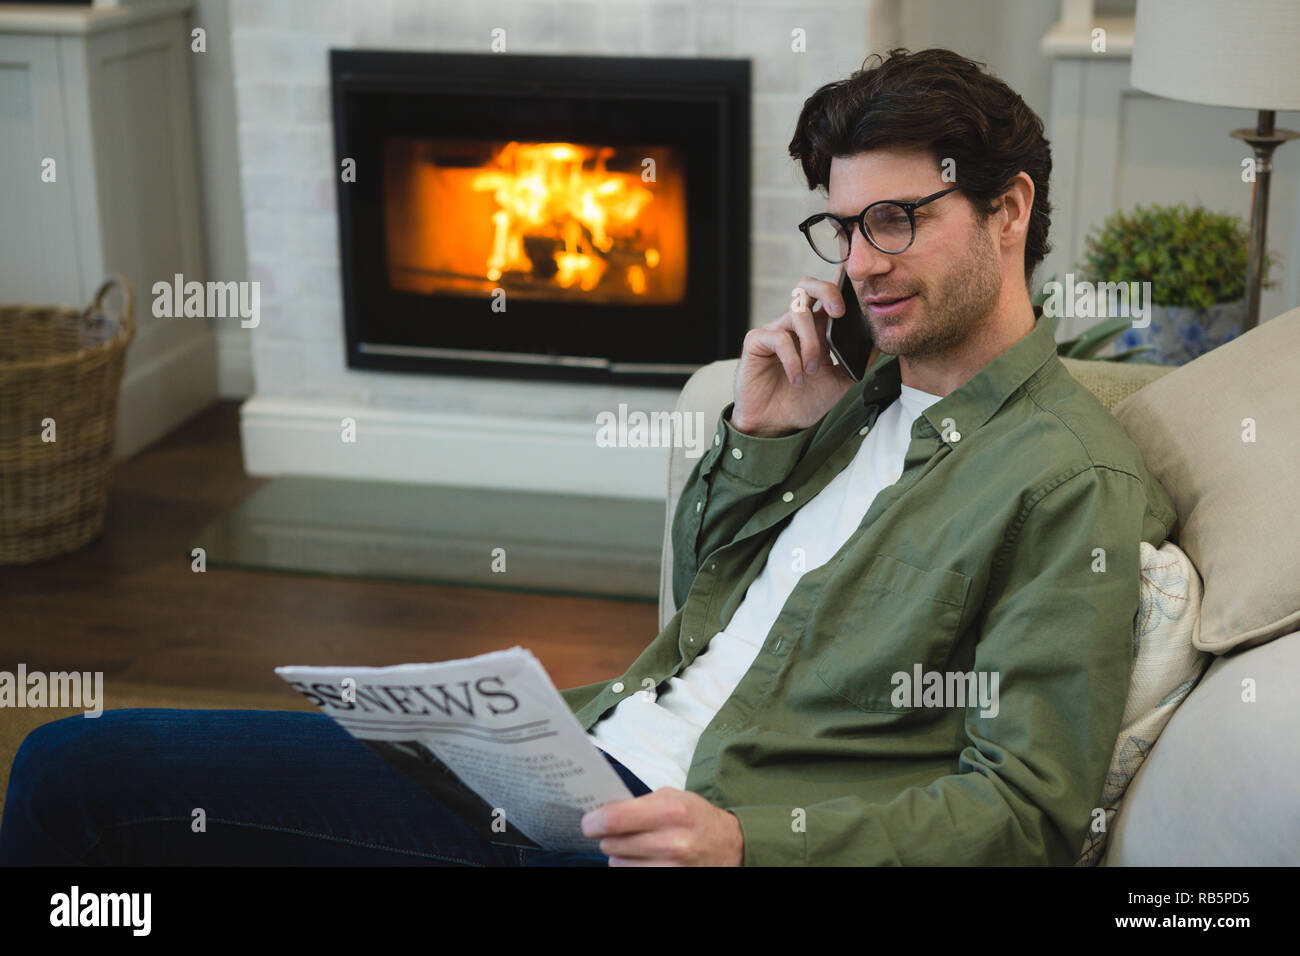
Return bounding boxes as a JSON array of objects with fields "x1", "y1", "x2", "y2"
[{"x1": 1072, "y1": 202, "x2": 1273, "y2": 365}]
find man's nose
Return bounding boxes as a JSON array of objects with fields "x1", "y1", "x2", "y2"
[{"x1": 845, "y1": 227, "x2": 895, "y2": 284}]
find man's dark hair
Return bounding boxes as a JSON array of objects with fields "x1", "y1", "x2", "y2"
[{"x1": 788, "y1": 47, "x2": 1052, "y2": 286}]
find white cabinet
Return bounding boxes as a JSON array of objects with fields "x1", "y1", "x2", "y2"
[{"x1": 0, "y1": 0, "x2": 217, "y2": 458}]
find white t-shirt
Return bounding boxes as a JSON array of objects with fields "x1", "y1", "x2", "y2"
[{"x1": 587, "y1": 383, "x2": 944, "y2": 791}]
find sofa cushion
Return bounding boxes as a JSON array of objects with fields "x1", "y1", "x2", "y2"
[
  {"x1": 1079, "y1": 539, "x2": 1209, "y2": 865},
  {"x1": 1103, "y1": 631, "x2": 1300, "y2": 865},
  {"x1": 1111, "y1": 305, "x2": 1300, "y2": 653}
]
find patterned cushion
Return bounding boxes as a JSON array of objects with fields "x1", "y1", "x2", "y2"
[
  {"x1": 1057, "y1": 356, "x2": 1173, "y2": 413},
  {"x1": 1077, "y1": 539, "x2": 1210, "y2": 865}
]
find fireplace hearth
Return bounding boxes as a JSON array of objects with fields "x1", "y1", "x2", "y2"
[{"x1": 331, "y1": 50, "x2": 751, "y2": 387}]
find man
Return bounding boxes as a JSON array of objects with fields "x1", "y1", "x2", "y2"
[
  {"x1": 570, "y1": 47, "x2": 1176, "y2": 865},
  {"x1": 0, "y1": 48, "x2": 1174, "y2": 868}
]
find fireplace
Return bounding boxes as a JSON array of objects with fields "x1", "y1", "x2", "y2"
[{"x1": 331, "y1": 50, "x2": 751, "y2": 387}]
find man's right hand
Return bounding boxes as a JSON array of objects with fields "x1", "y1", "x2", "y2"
[{"x1": 730, "y1": 276, "x2": 856, "y2": 437}]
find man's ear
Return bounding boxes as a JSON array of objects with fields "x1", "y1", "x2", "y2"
[{"x1": 997, "y1": 171, "x2": 1035, "y2": 251}]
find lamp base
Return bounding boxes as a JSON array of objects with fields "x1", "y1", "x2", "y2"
[{"x1": 1228, "y1": 112, "x2": 1297, "y2": 331}]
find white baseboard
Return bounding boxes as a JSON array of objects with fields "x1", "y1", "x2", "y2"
[
  {"x1": 114, "y1": 330, "x2": 219, "y2": 459},
  {"x1": 239, "y1": 395, "x2": 677, "y2": 501},
  {"x1": 215, "y1": 331, "x2": 254, "y2": 398}
]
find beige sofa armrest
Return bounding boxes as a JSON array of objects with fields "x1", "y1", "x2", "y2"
[{"x1": 658, "y1": 359, "x2": 741, "y2": 632}]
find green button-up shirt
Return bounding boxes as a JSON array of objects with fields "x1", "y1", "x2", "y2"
[{"x1": 560, "y1": 313, "x2": 1177, "y2": 866}]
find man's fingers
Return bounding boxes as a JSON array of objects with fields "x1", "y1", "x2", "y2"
[
  {"x1": 788, "y1": 305, "x2": 827, "y2": 373},
  {"x1": 582, "y1": 789, "x2": 689, "y2": 837},
  {"x1": 600, "y1": 828, "x2": 694, "y2": 862},
  {"x1": 762, "y1": 285, "x2": 835, "y2": 374},
  {"x1": 798, "y1": 275, "x2": 842, "y2": 317},
  {"x1": 583, "y1": 791, "x2": 744, "y2": 867},
  {"x1": 608, "y1": 856, "x2": 681, "y2": 867},
  {"x1": 743, "y1": 326, "x2": 808, "y2": 386}
]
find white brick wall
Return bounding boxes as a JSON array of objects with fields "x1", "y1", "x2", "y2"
[{"x1": 229, "y1": 0, "x2": 874, "y2": 422}]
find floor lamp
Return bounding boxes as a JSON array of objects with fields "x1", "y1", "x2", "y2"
[{"x1": 1131, "y1": 0, "x2": 1300, "y2": 332}]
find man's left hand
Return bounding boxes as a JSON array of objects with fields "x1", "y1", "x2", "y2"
[{"x1": 580, "y1": 788, "x2": 744, "y2": 866}]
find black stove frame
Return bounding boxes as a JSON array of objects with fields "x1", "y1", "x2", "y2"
[{"x1": 330, "y1": 49, "x2": 751, "y2": 388}]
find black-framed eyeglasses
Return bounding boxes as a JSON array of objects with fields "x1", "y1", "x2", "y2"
[{"x1": 798, "y1": 184, "x2": 962, "y2": 262}]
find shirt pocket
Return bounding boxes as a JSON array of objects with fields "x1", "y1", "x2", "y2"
[{"x1": 814, "y1": 552, "x2": 972, "y2": 714}]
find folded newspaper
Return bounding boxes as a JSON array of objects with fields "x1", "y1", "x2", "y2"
[{"x1": 275, "y1": 647, "x2": 632, "y2": 853}]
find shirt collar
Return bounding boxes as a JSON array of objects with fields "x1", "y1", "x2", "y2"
[{"x1": 857, "y1": 309, "x2": 1059, "y2": 442}]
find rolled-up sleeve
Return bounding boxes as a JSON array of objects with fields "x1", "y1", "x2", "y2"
[{"x1": 669, "y1": 402, "x2": 819, "y2": 609}]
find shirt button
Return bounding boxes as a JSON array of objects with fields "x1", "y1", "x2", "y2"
[
  {"x1": 709, "y1": 562, "x2": 716, "y2": 571},
  {"x1": 950, "y1": 430, "x2": 961, "y2": 442},
  {"x1": 859, "y1": 426, "x2": 869, "y2": 436},
  {"x1": 731, "y1": 448, "x2": 743, "y2": 460},
  {"x1": 696, "y1": 500, "x2": 702, "y2": 512},
  {"x1": 714, "y1": 434, "x2": 720, "y2": 446},
  {"x1": 781, "y1": 491, "x2": 794, "y2": 502},
  {"x1": 611, "y1": 682, "x2": 625, "y2": 693},
  {"x1": 687, "y1": 635, "x2": 695, "y2": 644}
]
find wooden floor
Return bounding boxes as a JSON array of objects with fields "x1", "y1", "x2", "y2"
[{"x1": 0, "y1": 401, "x2": 659, "y2": 698}]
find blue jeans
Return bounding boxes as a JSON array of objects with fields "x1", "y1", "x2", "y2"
[{"x1": 0, "y1": 708, "x2": 650, "y2": 866}]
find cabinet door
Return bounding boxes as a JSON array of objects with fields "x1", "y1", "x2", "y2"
[{"x1": 0, "y1": 33, "x2": 83, "y2": 305}]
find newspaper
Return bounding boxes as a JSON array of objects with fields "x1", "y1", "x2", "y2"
[{"x1": 275, "y1": 647, "x2": 632, "y2": 853}]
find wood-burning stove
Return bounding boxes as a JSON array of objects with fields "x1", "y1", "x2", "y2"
[{"x1": 331, "y1": 50, "x2": 751, "y2": 387}]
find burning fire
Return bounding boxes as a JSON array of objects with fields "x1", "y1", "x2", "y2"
[
  {"x1": 382, "y1": 136, "x2": 686, "y2": 304},
  {"x1": 471, "y1": 142, "x2": 658, "y2": 292}
]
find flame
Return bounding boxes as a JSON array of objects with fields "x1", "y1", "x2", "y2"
[
  {"x1": 470, "y1": 142, "x2": 656, "y2": 290},
  {"x1": 381, "y1": 136, "x2": 686, "y2": 304}
]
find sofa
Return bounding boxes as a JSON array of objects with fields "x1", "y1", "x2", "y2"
[{"x1": 654, "y1": 306, "x2": 1300, "y2": 866}]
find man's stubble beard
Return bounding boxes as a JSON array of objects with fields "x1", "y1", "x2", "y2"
[{"x1": 864, "y1": 218, "x2": 1002, "y2": 361}]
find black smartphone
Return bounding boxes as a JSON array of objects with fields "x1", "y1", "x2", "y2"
[{"x1": 824, "y1": 267, "x2": 873, "y2": 382}]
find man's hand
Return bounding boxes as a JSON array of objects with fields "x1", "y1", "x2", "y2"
[
  {"x1": 580, "y1": 788, "x2": 744, "y2": 866},
  {"x1": 729, "y1": 275, "x2": 854, "y2": 437}
]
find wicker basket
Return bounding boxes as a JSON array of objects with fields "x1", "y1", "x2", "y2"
[{"x1": 0, "y1": 275, "x2": 135, "y2": 564}]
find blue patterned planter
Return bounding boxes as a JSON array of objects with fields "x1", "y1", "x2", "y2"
[{"x1": 1109, "y1": 299, "x2": 1246, "y2": 366}]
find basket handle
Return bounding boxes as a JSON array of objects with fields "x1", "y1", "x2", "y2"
[{"x1": 85, "y1": 273, "x2": 135, "y2": 336}]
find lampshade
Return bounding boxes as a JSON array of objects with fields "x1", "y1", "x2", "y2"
[{"x1": 1131, "y1": 0, "x2": 1300, "y2": 111}]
